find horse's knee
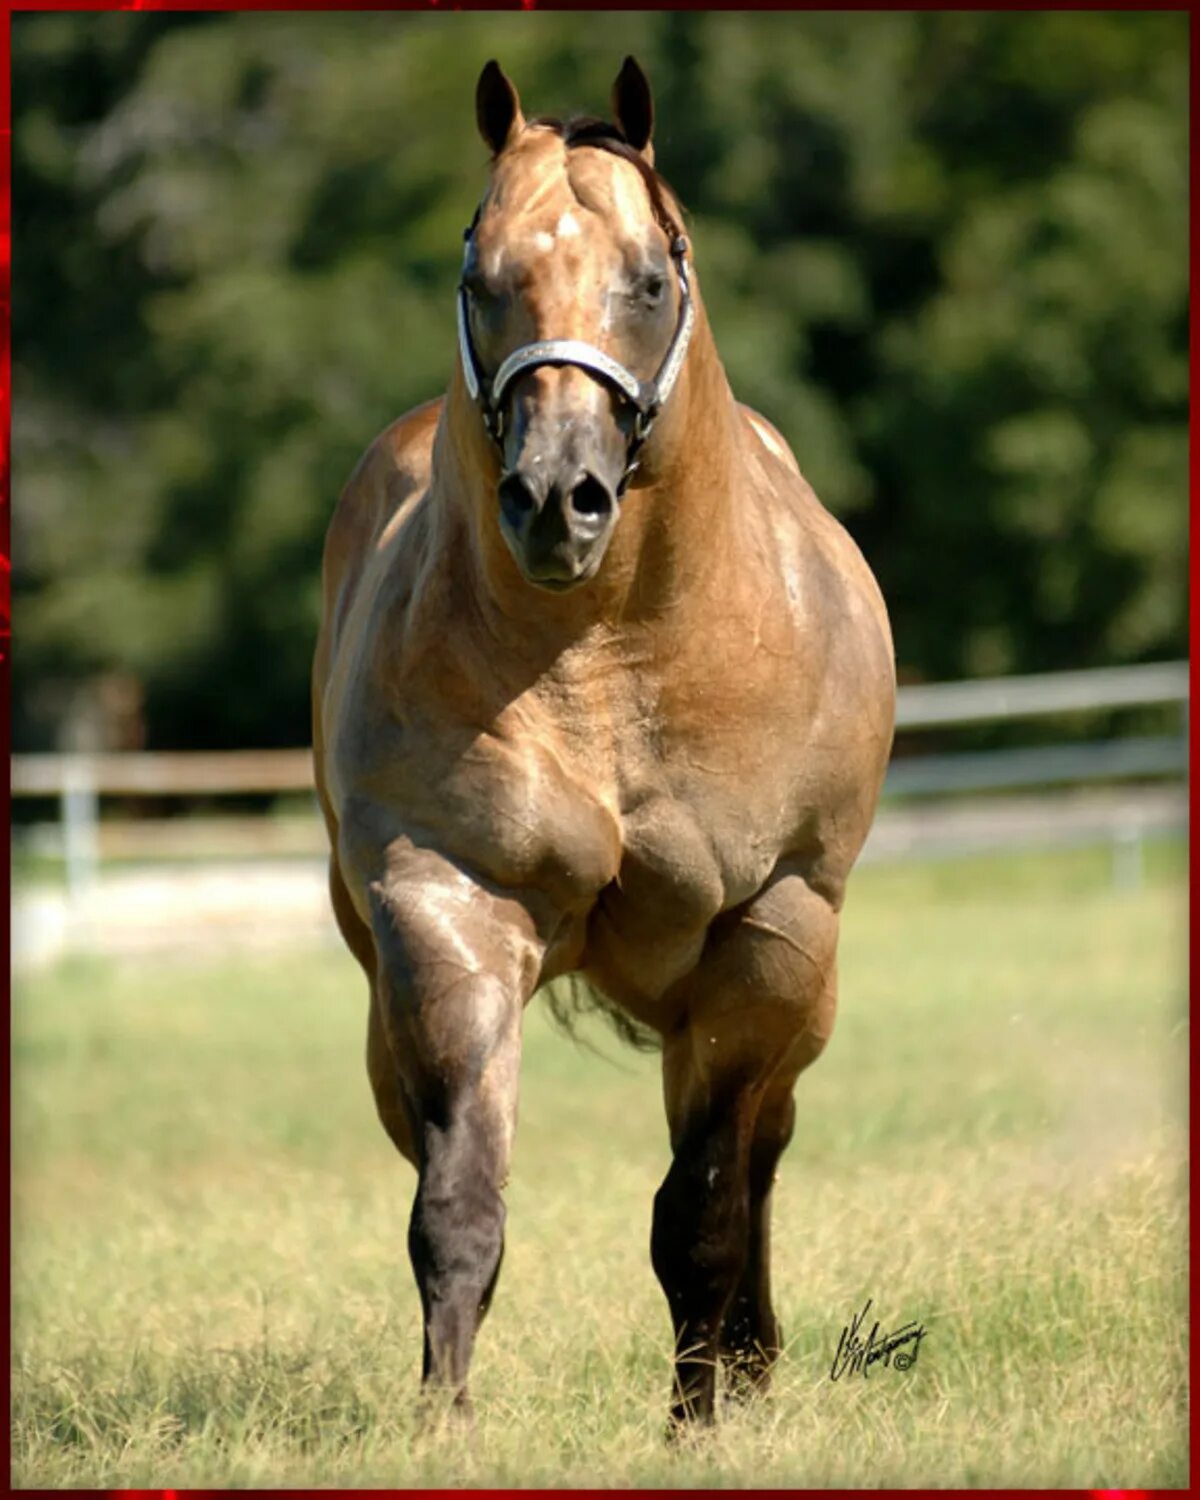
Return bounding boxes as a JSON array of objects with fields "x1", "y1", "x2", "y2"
[
  {"x1": 410, "y1": 1168, "x2": 507, "y2": 1294},
  {"x1": 650, "y1": 1115, "x2": 754, "y2": 1425},
  {"x1": 650, "y1": 1165, "x2": 746, "y2": 1311},
  {"x1": 361, "y1": 859, "x2": 541, "y2": 1389},
  {"x1": 364, "y1": 861, "x2": 534, "y2": 1108},
  {"x1": 650, "y1": 1095, "x2": 754, "y2": 1309}
]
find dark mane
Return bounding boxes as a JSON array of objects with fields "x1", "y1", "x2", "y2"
[{"x1": 528, "y1": 113, "x2": 685, "y2": 243}]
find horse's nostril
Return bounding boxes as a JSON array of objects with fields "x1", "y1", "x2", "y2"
[
  {"x1": 568, "y1": 474, "x2": 614, "y2": 520},
  {"x1": 498, "y1": 473, "x2": 538, "y2": 528}
]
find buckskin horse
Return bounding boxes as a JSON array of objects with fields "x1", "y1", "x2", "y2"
[{"x1": 312, "y1": 57, "x2": 895, "y2": 1428}]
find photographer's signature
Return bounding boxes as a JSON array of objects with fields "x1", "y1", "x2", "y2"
[{"x1": 830, "y1": 1297, "x2": 926, "y2": 1380}]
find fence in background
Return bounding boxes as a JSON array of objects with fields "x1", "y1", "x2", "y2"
[{"x1": 12, "y1": 661, "x2": 1190, "y2": 912}]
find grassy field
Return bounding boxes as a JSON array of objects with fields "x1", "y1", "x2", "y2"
[{"x1": 11, "y1": 843, "x2": 1189, "y2": 1489}]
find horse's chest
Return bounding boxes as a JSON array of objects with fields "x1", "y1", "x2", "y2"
[
  {"x1": 425, "y1": 732, "x2": 624, "y2": 913},
  {"x1": 581, "y1": 791, "x2": 769, "y2": 1007},
  {"x1": 615, "y1": 796, "x2": 727, "y2": 926},
  {"x1": 433, "y1": 726, "x2": 754, "y2": 995}
]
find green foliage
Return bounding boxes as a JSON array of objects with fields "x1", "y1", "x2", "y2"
[{"x1": 12, "y1": 13, "x2": 1187, "y2": 748}]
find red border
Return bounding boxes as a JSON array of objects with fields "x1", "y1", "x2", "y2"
[
  {"x1": 2, "y1": 5, "x2": 1192, "y2": 1499},
  {"x1": 4, "y1": 0, "x2": 1197, "y2": 9},
  {"x1": 2, "y1": 5, "x2": 14, "y2": 1498},
  {"x1": 1188, "y1": 4, "x2": 1198, "y2": 1493}
]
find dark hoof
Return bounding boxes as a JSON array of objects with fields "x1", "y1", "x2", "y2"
[
  {"x1": 664, "y1": 1401, "x2": 716, "y2": 1445},
  {"x1": 723, "y1": 1346, "x2": 778, "y2": 1401}
]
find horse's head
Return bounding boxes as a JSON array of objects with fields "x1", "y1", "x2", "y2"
[{"x1": 458, "y1": 58, "x2": 692, "y2": 592}]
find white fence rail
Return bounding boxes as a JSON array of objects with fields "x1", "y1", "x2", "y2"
[
  {"x1": 12, "y1": 661, "x2": 1189, "y2": 907},
  {"x1": 893, "y1": 660, "x2": 1188, "y2": 728}
]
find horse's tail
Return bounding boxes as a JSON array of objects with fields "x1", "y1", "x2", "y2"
[{"x1": 538, "y1": 973, "x2": 661, "y2": 1054}]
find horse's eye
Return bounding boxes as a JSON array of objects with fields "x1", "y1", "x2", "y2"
[
  {"x1": 462, "y1": 264, "x2": 506, "y2": 307},
  {"x1": 640, "y1": 274, "x2": 665, "y2": 305}
]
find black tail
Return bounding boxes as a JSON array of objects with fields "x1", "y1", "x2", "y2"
[{"x1": 539, "y1": 973, "x2": 661, "y2": 1054}]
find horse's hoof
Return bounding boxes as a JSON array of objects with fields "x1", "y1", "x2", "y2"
[
  {"x1": 664, "y1": 1404, "x2": 716, "y2": 1446},
  {"x1": 724, "y1": 1352, "x2": 776, "y2": 1401},
  {"x1": 415, "y1": 1386, "x2": 475, "y2": 1437}
]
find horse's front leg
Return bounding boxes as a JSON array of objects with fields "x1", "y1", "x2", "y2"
[
  {"x1": 719, "y1": 1085, "x2": 800, "y2": 1396},
  {"x1": 651, "y1": 872, "x2": 838, "y2": 1428},
  {"x1": 365, "y1": 851, "x2": 544, "y2": 1413},
  {"x1": 651, "y1": 1039, "x2": 756, "y2": 1429}
]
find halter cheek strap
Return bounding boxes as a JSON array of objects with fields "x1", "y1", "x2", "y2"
[{"x1": 456, "y1": 220, "x2": 695, "y2": 495}]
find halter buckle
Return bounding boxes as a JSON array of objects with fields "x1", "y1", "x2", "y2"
[{"x1": 632, "y1": 404, "x2": 658, "y2": 444}]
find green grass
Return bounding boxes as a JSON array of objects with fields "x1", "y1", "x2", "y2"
[{"x1": 11, "y1": 842, "x2": 1188, "y2": 1488}]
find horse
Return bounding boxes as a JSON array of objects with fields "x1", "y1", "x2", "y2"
[{"x1": 312, "y1": 56, "x2": 895, "y2": 1429}]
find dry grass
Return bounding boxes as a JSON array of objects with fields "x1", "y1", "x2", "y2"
[{"x1": 11, "y1": 842, "x2": 1188, "y2": 1488}]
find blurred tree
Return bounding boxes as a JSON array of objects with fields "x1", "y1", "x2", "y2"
[{"x1": 11, "y1": 11, "x2": 1188, "y2": 750}]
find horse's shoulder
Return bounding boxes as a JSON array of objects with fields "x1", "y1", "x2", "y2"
[
  {"x1": 728, "y1": 411, "x2": 895, "y2": 776},
  {"x1": 331, "y1": 399, "x2": 442, "y2": 549},
  {"x1": 734, "y1": 418, "x2": 892, "y2": 665},
  {"x1": 320, "y1": 399, "x2": 442, "y2": 628},
  {"x1": 739, "y1": 403, "x2": 802, "y2": 478},
  {"x1": 735, "y1": 406, "x2": 864, "y2": 580},
  {"x1": 377, "y1": 396, "x2": 445, "y2": 481},
  {"x1": 800, "y1": 491, "x2": 892, "y2": 664}
]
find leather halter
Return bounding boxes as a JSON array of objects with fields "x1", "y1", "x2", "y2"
[{"x1": 456, "y1": 210, "x2": 695, "y2": 495}]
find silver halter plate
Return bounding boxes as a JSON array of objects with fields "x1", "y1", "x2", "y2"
[{"x1": 456, "y1": 219, "x2": 695, "y2": 493}]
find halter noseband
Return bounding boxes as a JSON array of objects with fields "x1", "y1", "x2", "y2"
[{"x1": 456, "y1": 211, "x2": 695, "y2": 496}]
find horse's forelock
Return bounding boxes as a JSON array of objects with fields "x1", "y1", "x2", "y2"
[{"x1": 519, "y1": 113, "x2": 684, "y2": 243}]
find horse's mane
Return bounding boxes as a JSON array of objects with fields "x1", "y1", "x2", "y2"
[{"x1": 528, "y1": 114, "x2": 686, "y2": 244}]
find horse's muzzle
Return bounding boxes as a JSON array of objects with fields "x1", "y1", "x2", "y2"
[{"x1": 497, "y1": 467, "x2": 618, "y2": 589}]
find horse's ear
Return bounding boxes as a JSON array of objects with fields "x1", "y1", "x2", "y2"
[
  {"x1": 612, "y1": 55, "x2": 654, "y2": 162},
  {"x1": 476, "y1": 60, "x2": 525, "y2": 157}
]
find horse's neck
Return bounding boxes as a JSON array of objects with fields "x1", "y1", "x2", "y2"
[
  {"x1": 606, "y1": 328, "x2": 742, "y2": 610},
  {"x1": 434, "y1": 309, "x2": 743, "y2": 634}
]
